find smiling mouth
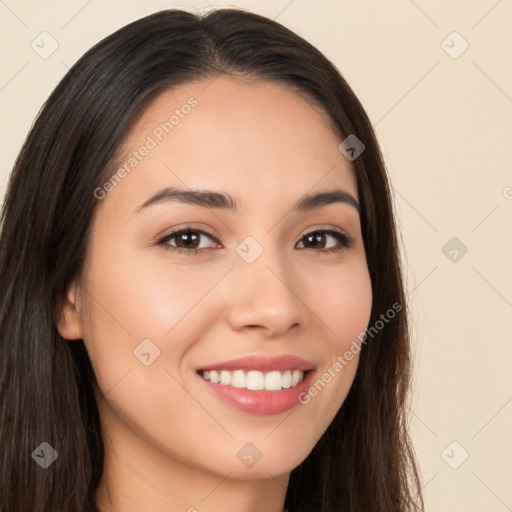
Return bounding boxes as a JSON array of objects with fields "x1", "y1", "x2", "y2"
[{"x1": 197, "y1": 369, "x2": 308, "y2": 391}]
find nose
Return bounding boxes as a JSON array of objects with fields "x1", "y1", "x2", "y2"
[{"x1": 225, "y1": 248, "x2": 306, "y2": 338}]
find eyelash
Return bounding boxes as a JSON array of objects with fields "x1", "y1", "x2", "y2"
[{"x1": 156, "y1": 227, "x2": 353, "y2": 255}]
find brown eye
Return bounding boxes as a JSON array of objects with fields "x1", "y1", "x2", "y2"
[
  {"x1": 173, "y1": 231, "x2": 201, "y2": 249},
  {"x1": 158, "y1": 228, "x2": 220, "y2": 254},
  {"x1": 296, "y1": 230, "x2": 352, "y2": 252}
]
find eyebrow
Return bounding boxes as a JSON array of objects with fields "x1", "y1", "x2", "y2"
[{"x1": 134, "y1": 186, "x2": 360, "y2": 215}]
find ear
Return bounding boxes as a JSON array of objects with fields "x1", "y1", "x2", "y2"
[{"x1": 56, "y1": 280, "x2": 84, "y2": 340}]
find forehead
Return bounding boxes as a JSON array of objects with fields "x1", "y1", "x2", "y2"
[{"x1": 101, "y1": 77, "x2": 358, "y2": 214}]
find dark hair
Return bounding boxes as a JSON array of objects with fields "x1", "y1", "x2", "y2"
[{"x1": 0, "y1": 8, "x2": 423, "y2": 512}]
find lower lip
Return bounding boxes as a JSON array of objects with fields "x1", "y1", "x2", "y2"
[{"x1": 198, "y1": 371, "x2": 316, "y2": 415}]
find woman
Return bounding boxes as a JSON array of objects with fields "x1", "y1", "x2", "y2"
[{"x1": 0, "y1": 8, "x2": 424, "y2": 512}]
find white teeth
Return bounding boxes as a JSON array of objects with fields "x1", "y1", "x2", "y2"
[
  {"x1": 265, "y1": 371, "x2": 283, "y2": 391},
  {"x1": 230, "y1": 370, "x2": 246, "y2": 388},
  {"x1": 200, "y1": 369, "x2": 305, "y2": 391},
  {"x1": 219, "y1": 371, "x2": 231, "y2": 385},
  {"x1": 282, "y1": 370, "x2": 292, "y2": 388},
  {"x1": 247, "y1": 370, "x2": 265, "y2": 390}
]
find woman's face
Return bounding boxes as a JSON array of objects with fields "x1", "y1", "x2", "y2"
[{"x1": 60, "y1": 77, "x2": 372, "y2": 480}]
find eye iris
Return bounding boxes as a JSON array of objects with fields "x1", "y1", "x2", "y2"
[
  {"x1": 176, "y1": 231, "x2": 200, "y2": 249},
  {"x1": 305, "y1": 232, "x2": 326, "y2": 249}
]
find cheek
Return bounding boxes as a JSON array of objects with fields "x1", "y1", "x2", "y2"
[
  {"x1": 77, "y1": 247, "x2": 235, "y2": 460},
  {"x1": 301, "y1": 256, "x2": 373, "y2": 347},
  {"x1": 78, "y1": 242, "x2": 231, "y2": 390},
  {"x1": 293, "y1": 259, "x2": 372, "y2": 422}
]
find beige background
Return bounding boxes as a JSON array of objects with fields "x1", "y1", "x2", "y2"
[{"x1": 1, "y1": 1, "x2": 511, "y2": 510}]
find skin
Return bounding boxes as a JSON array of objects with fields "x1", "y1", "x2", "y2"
[{"x1": 58, "y1": 76, "x2": 373, "y2": 512}]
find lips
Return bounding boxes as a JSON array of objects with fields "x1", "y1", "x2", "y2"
[{"x1": 197, "y1": 355, "x2": 316, "y2": 373}]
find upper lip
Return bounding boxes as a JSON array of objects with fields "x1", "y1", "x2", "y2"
[{"x1": 197, "y1": 355, "x2": 316, "y2": 373}]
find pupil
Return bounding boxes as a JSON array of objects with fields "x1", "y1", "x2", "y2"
[
  {"x1": 306, "y1": 233, "x2": 324, "y2": 248},
  {"x1": 177, "y1": 231, "x2": 199, "y2": 248}
]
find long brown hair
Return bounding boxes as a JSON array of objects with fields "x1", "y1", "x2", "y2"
[{"x1": 0, "y1": 9, "x2": 424, "y2": 511}]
